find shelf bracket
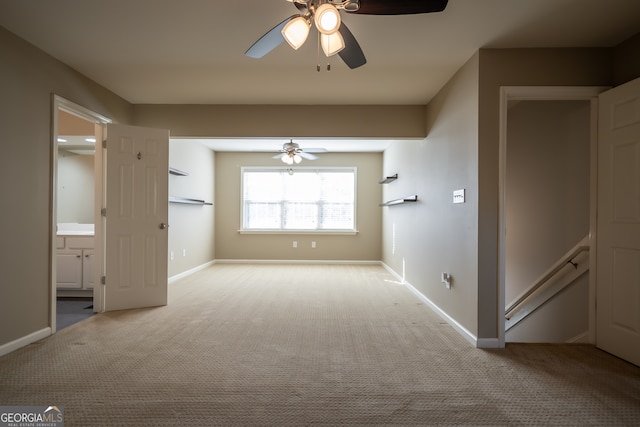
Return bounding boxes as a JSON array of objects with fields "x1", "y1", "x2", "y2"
[
  {"x1": 379, "y1": 195, "x2": 418, "y2": 207},
  {"x1": 379, "y1": 174, "x2": 398, "y2": 184}
]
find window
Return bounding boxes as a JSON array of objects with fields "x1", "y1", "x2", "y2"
[{"x1": 241, "y1": 167, "x2": 356, "y2": 232}]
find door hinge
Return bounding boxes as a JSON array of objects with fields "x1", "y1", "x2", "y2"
[
  {"x1": 102, "y1": 139, "x2": 107, "y2": 149},
  {"x1": 101, "y1": 208, "x2": 107, "y2": 217},
  {"x1": 101, "y1": 276, "x2": 106, "y2": 286}
]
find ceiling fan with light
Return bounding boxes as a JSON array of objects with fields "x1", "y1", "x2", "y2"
[
  {"x1": 245, "y1": 0, "x2": 449, "y2": 70},
  {"x1": 273, "y1": 140, "x2": 328, "y2": 164}
]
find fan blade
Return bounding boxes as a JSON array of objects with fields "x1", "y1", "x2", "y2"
[
  {"x1": 338, "y1": 23, "x2": 367, "y2": 69},
  {"x1": 245, "y1": 15, "x2": 297, "y2": 58},
  {"x1": 299, "y1": 152, "x2": 319, "y2": 160},
  {"x1": 304, "y1": 148, "x2": 328, "y2": 153},
  {"x1": 350, "y1": 0, "x2": 448, "y2": 15},
  {"x1": 272, "y1": 153, "x2": 285, "y2": 159}
]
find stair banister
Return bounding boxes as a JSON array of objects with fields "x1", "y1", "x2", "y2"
[{"x1": 505, "y1": 235, "x2": 590, "y2": 320}]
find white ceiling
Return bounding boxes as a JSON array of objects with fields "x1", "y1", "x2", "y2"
[{"x1": 2, "y1": 0, "x2": 639, "y2": 152}]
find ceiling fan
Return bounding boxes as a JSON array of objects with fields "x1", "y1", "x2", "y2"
[
  {"x1": 273, "y1": 140, "x2": 328, "y2": 164},
  {"x1": 245, "y1": 0, "x2": 449, "y2": 70}
]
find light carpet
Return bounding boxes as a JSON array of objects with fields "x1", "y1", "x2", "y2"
[{"x1": 1, "y1": 264, "x2": 639, "y2": 426}]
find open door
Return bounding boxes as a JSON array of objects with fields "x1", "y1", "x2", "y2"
[
  {"x1": 99, "y1": 123, "x2": 169, "y2": 311},
  {"x1": 597, "y1": 77, "x2": 640, "y2": 366}
]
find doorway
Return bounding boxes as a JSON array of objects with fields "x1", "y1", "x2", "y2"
[
  {"x1": 498, "y1": 86, "x2": 606, "y2": 347},
  {"x1": 51, "y1": 95, "x2": 110, "y2": 332}
]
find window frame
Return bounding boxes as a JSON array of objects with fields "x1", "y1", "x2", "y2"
[{"x1": 240, "y1": 166, "x2": 358, "y2": 235}]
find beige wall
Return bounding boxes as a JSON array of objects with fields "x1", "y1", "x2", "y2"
[
  {"x1": 168, "y1": 140, "x2": 216, "y2": 277},
  {"x1": 382, "y1": 53, "x2": 480, "y2": 336},
  {"x1": 614, "y1": 32, "x2": 640, "y2": 86},
  {"x1": 215, "y1": 152, "x2": 382, "y2": 261},
  {"x1": 0, "y1": 26, "x2": 132, "y2": 347},
  {"x1": 505, "y1": 100, "x2": 591, "y2": 342},
  {"x1": 133, "y1": 105, "x2": 426, "y2": 139},
  {"x1": 58, "y1": 110, "x2": 95, "y2": 135},
  {"x1": 505, "y1": 101, "x2": 591, "y2": 303}
]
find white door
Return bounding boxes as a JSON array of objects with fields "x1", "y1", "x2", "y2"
[
  {"x1": 597, "y1": 77, "x2": 640, "y2": 366},
  {"x1": 102, "y1": 123, "x2": 169, "y2": 311}
]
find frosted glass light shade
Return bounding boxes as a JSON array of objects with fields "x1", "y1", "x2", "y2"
[
  {"x1": 281, "y1": 153, "x2": 295, "y2": 165},
  {"x1": 314, "y1": 4, "x2": 341, "y2": 35},
  {"x1": 282, "y1": 16, "x2": 310, "y2": 50},
  {"x1": 320, "y1": 32, "x2": 345, "y2": 56}
]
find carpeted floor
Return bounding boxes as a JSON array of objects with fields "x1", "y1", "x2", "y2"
[{"x1": 1, "y1": 264, "x2": 639, "y2": 426}]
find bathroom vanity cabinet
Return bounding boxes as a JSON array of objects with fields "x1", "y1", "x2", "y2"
[{"x1": 56, "y1": 235, "x2": 94, "y2": 290}]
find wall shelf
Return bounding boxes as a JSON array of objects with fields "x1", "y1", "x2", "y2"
[
  {"x1": 379, "y1": 174, "x2": 398, "y2": 184},
  {"x1": 169, "y1": 196, "x2": 212, "y2": 206},
  {"x1": 379, "y1": 195, "x2": 418, "y2": 207},
  {"x1": 168, "y1": 167, "x2": 211, "y2": 205},
  {"x1": 169, "y1": 167, "x2": 189, "y2": 176}
]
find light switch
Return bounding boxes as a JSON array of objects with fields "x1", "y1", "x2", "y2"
[{"x1": 453, "y1": 189, "x2": 465, "y2": 204}]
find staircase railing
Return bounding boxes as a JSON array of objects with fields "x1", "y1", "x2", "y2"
[{"x1": 505, "y1": 235, "x2": 590, "y2": 322}]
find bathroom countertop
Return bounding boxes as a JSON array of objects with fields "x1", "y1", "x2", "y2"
[{"x1": 57, "y1": 223, "x2": 95, "y2": 236}]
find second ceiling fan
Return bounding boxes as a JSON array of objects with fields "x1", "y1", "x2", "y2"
[
  {"x1": 273, "y1": 140, "x2": 327, "y2": 164},
  {"x1": 245, "y1": 0, "x2": 449, "y2": 69}
]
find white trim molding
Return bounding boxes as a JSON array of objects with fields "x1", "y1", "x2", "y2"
[
  {"x1": 168, "y1": 260, "x2": 216, "y2": 284},
  {"x1": 0, "y1": 328, "x2": 51, "y2": 357},
  {"x1": 214, "y1": 259, "x2": 380, "y2": 265},
  {"x1": 380, "y1": 262, "x2": 479, "y2": 348},
  {"x1": 476, "y1": 338, "x2": 501, "y2": 349}
]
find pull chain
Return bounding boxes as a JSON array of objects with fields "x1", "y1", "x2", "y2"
[
  {"x1": 317, "y1": 31, "x2": 321, "y2": 72},
  {"x1": 316, "y1": 32, "x2": 331, "y2": 72}
]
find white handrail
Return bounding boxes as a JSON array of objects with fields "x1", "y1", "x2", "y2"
[{"x1": 505, "y1": 235, "x2": 590, "y2": 320}]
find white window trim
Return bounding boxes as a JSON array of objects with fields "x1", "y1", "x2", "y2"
[{"x1": 240, "y1": 166, "x2": 358, "y2": 235}]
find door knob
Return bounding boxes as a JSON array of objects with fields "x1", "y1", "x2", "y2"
[{"x1": 159, "y1": 223, "x2": 169, "y2": 230}]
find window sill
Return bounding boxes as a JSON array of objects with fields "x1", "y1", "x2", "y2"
[{"x1": 238, "y1": 230, "x2": 359, "y2": 236}]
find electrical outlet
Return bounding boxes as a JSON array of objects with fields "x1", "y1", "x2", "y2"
[
  {"x1": 182, "y1": 249, "x2": 187, "y2": 257},
  {"x1": 170, "y1": 251, "x2": 174, "y2": 261},
  {"x1": 311, "y1": 241, "x2": 316, "y2": 248},
  {"x1": 292, "y1": 241, "x2": 297, "y2": 248}
]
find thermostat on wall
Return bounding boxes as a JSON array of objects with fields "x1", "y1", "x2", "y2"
[{"x1": 453, "y1": 189, "x2": 465, "y2": 204}]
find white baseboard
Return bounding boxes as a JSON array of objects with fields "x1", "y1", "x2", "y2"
[
  {"x1": 168, "y1": 260, "x2": 216, "y2": 284},
  {"x1": 0, "y1": 327, "x2": 51, "y2": 357},
  {"x1": 381, "y1": 262, "x2": 482, "y2": 348},
  {"x1": 567, "y1": 330, "x2": 590, "y2": 344},
  {"x1": 169, "y1": 259, "x2": 381, "y2": 283},
  {"x1": 476, "y1": 338, "x2": 502, "y2": 349},
  {"x1": 214, "y1": 259, "x2": 380, "y2": 265}
]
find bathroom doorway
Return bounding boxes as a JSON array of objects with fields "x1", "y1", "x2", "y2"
[{"x1": 51, "y1": 96, "x2": 110, "y2": 332}]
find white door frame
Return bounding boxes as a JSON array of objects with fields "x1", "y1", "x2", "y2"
[
  {"x1": 51, "y1": 95, "x2": 111, "y2": 332},
  {"x1": 497, "y1": 86, "x2": 607, "y2": 347}
]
